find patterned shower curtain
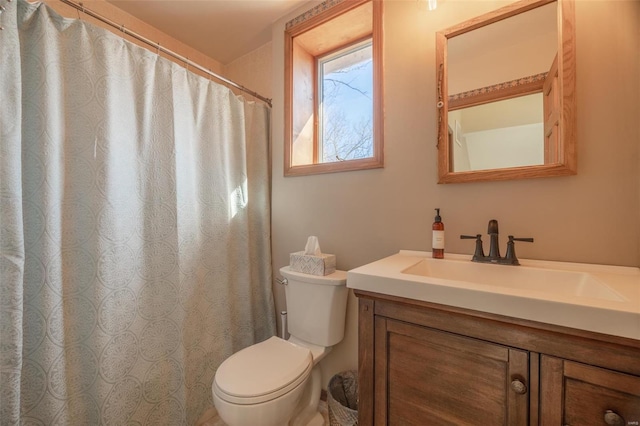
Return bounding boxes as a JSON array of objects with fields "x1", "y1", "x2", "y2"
[{"x1": 0, "y1": 1, "x2": 276, "y2": 424}]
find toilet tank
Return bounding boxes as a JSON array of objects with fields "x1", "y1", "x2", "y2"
[{"x1": 280, "y1": 267, "x2": 348, "y2": 347}]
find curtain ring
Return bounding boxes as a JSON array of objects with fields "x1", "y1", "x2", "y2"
[
  {"x1": 120, "y1": 24, "x2": 125, "y2": 34},
  {"x1": 185, "y1": 58, "x2": 189, "y2": 71},
  {"x1": 76, "y1": 3, "x2": 82, "y2": 20},
  {"x1": 156, "y1": 42, "x2": 161, "y2": 56}
]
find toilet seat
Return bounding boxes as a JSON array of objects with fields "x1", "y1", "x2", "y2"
[{"x1": 214, "y1": 337, "x2": 313, "y2": 405}]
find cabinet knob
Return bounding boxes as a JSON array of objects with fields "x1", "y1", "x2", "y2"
[
  {"x1": 604, "y1": 410, "x2": 624, "y2": 426},
  {"x1": 510, "y1": 379, "x2": 527, "y2": 395}
]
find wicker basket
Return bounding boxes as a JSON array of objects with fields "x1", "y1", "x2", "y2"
[{"x1": 327, "y1": 370, "x2": 358, "y2": 426}]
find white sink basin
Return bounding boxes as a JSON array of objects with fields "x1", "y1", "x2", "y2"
[
  {"x1": 347, "y1": 251, "x2": 640, "y2": 340},
  {"x1": 402, "y1": 257, "x2": 626, "y2": 302}
]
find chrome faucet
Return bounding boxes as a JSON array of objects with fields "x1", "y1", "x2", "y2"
[{"x1": 461, "y1": 219, "x2": 533, "y2": 266}]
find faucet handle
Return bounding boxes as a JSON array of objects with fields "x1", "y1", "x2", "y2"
[
  {"x1": 504, "y1": 236, "x2": 534, "y2": 265},
  {"x1": 460, "y1": 234, "x2": 485, "y2": 261},
  {"x1": 511, "y1": 236, "x2": 534, "y2": 243},
  {"x1": 460, "y1": 234, "x2": 481, "y2": 240}
]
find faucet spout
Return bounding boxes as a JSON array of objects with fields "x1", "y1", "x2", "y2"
[
  {"x1": 487, "y1": 219, "x2": 499, "y2": 235},
  {"x1": 487, "y1": 219, "x2": 500, "y2": 260}
]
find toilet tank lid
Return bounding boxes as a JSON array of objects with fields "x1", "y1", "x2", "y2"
[
  {"x1": 215, "y1": 336, "x2": 312, "y2": 398},
  {"x1": 280, "y1": 267, "x2": 347, "y2": 286}
]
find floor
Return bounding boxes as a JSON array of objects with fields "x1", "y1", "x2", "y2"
[{"x1": 196, "y1": 400, "x2": 329, "y2": 426}]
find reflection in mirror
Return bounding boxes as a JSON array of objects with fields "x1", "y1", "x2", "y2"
[
  {"x1": 436, "y1": 0, "x2": 576, "y2": 183},
  {"x1": 447, "y1": 3, "x2": 557, "y2": 95},
  {"x1": 450, "y1": 94, "x2": 544, "y2": 171}
]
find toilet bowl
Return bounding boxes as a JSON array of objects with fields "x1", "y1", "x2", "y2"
[
  {"x1": 213, "y1": 268, "x2": 348, "y2": 426},
  {"x1": 212, "y1": 337, "x2": 314, "y2": 426}
]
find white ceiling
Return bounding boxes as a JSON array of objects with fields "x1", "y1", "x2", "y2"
[{"x1": 106, "y1": 0, "x2": 315, "y2": 65}]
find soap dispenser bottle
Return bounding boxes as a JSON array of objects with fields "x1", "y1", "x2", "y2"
[{"x1": 432, "y1": 208, "x2": 444, "y2": 259}]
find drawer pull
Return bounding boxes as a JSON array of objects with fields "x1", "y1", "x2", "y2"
[
  {"x1": 510, "y1": 379, "x2": 527, "y2": 395},
  {"x1": 604, "y1": 410, "x2": 624, "y2": 426}
]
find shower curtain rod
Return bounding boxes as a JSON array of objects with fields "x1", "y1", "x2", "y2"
[{"x1": 58, "y1": 0, "x2": 272, "y2": 107}]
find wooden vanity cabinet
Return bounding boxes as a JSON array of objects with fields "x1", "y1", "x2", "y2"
[{"x1": 355, "y1": 290, "x2": 640, "y2": 426}]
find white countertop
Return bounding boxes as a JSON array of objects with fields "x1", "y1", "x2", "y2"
[{"x1": 347, "y1": 251, "x2": 640, "y2": 341}]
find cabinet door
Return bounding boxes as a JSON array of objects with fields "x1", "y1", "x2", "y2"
[
  {"x1": 540, "y1": 355, "x2": 640, "y2": 426},
  {"x1": 374, "y1": 318, "x2": 529, "y2": 426}
]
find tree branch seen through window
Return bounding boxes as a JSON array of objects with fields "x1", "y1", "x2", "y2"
[{"x1": 319, "y1": 42, "x2": 373, "y2": 163}]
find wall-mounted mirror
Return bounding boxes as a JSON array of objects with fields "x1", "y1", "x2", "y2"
[{"x1": 436, "y1": 0, "x2": 576, "y2": 184}]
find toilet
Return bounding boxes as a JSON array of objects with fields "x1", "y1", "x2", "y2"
[{"x1": 212, "y1": 266, "x2": 349, "y2": 426}]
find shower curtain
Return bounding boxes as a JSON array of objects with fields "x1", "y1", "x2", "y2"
[{"x1": 0, "y1": 1, "x2": 276, "y2": 424}]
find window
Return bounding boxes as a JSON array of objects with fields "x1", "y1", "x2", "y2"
[
  {"x1": 284, "y1": 0, "x2": 383, "y2": 176},
  {"x1": 319, "y1": 40, "x2": 373, "y2": 163}
]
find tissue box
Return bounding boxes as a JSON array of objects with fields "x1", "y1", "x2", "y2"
[{"x1": 289, "y1": 251, "x2": 336, "y2": 276}]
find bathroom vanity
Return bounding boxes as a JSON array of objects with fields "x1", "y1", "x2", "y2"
[{"x1": 348, "y1": 251, "x2": 640, "y2": 425}]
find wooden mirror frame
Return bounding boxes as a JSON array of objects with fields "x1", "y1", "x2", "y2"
[{"x1": 436, "y1": 0, "x2": 576, "y2": 184}]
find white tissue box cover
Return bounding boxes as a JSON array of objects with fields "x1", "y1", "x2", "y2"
[{"x1": 289, "y1": 251, "x2": 336, "y2": 276}]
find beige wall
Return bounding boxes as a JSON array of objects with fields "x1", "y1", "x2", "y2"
[
  {"x1": 224, "y1": 42, "x2": 274, "y2": 100},
  {"x1": 263, "y1": 0, "x2": 640, "y2": 387}
]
